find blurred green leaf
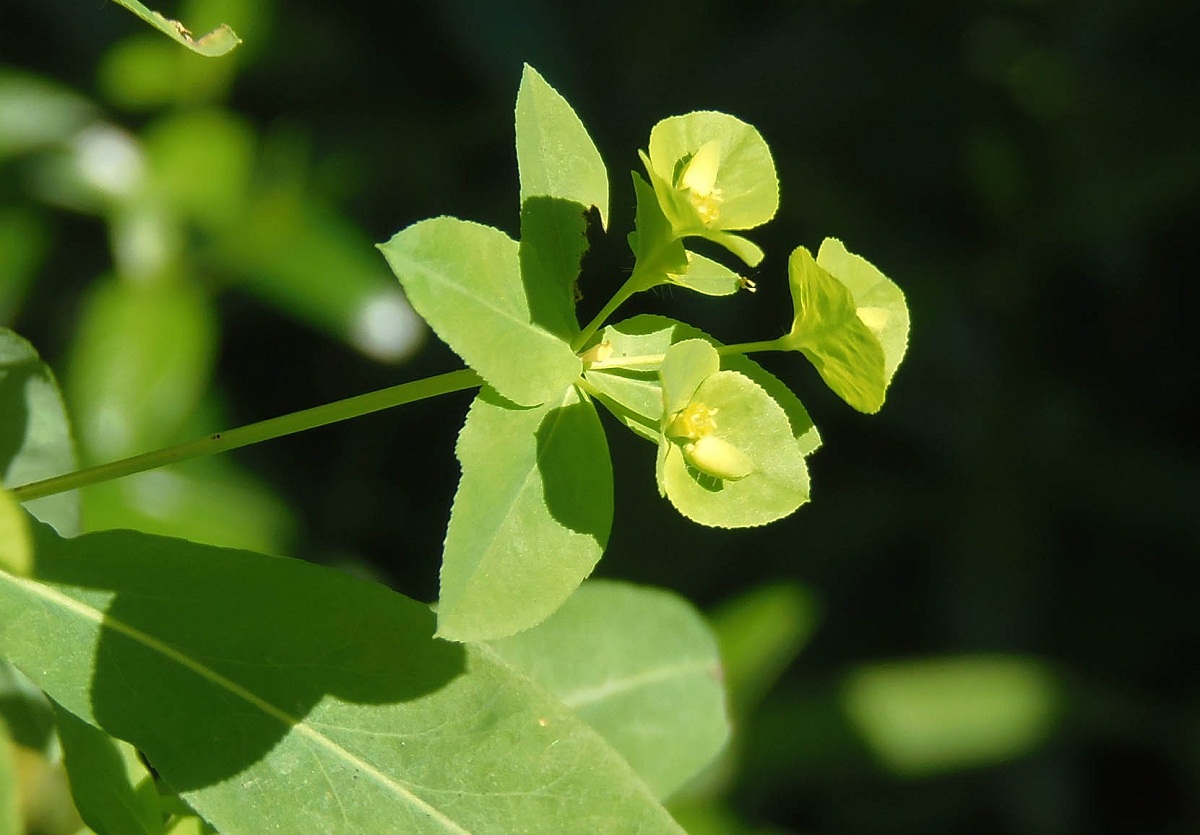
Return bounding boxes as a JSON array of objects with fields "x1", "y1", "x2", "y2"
[
  {"x1": 0, "y1": 522, "x2": 681, "y2": 833},
  {"x1": 0, "y1": 329, "x2": 79, "y2": 536},
  {"x1": 515, "y1": 64, "x2": 609, "y2": 228},
  {"x1": 489, "y1": 580, "x2": 729, "y2": 800},
  {"x1": 711, "y1": 583, "x2": 820, "y2": 717},
  {"x1": 109, "y1": 0, "x2": 241, "y2": 57},
  {"x1": 66, "y1": 278, "x2": 216, "y2": 461},
  {"x1": 0, "y1": 715, "x2": 19, "y2": 835},
  {"x1": 53, "y1": 704, "x2": 164, "y2": 835},
  {"x1": 438, "y1": 385, "x2": 612, "y2": 641},
  {"x1": 0, "y1": 71, "x2": 95, "y2": 159},
  {"x1": 379, "y1": 216, "x2": 581, "y2": 406},
  {"x1": 0, "y1": 207, "x2": 49, "y2": 324},
  {"x1": 842, "y1": 655, "x2": 1060, "y2": 776},
  {"x1": 0, "y1": 490, "x2": 31, "y2": 577}
]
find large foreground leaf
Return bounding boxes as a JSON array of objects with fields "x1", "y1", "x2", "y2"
[
  {"x1": 489, "y1": 580, "x2": 728, "y2": 800},
  {"x1": 379, "y1": 217, "x2": 581, "y2": 407},
  {"x1": 439, "y1": 386, "x2": 612, "y2": 642},
  {"x1": 0, "y1": 522, "x2": 680, "y2": 834}
]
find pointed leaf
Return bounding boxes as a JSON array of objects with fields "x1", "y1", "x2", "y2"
[
  {"x1": 489, "y1": 580, "x2": 729, "y2": 800},
  {"x1": 817, "y1": 238, "x2": 910, "y2": 382},
  {"x1": 53, "y1": 703, "x2": 165, "y2": 835},
  {"x1": 782, "y1": 246, "x2": 890, "y2": 413},
  {"x1": 379, "y1": 217, "x2": 581, "y2": 406},
  {"x1": 518, "y1": 196, "x2": 588, "y2": 342},
  {"x1": 439, "y1": 386, "x2": 613, "y2": 641},
  {"x1": 666, "y1": 252, "x2": 748, "y2": 297},
  {"x1": 629, "y1": 172, "x2": 687, "y2": 284},
  {"x1": 656, "y1": 370, "x2": 808, "y2": 528},
  {"x1": 110, "y1": 0, "x2": 241, "y2": 57},
  {"x1": 584, "y1": 315, "x2": 820, "y2": 455},
  {"x1": 0, "y1": 523, "x2": 682, "y2": 833},
  {"x1": 646, "y1": 112, "x2": 778, "y2": 234},
  {"x1": 0, "y1": 328, "x2": 79, "y2": 535},
  {"x1": 516, "y1": 64, "x2": 609, "y2": 227}
]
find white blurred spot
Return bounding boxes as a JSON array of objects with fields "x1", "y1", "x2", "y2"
[
  {"x1": 90, "y1": 404, "x2": 133, "y2": 459},
  {"x1": 113, "y1": 206, "x2": 177, "y2": 282},
  {"x1": 856, "y1": 306, "x2": 890, "y2": 332},
  {"x1": 73, "y1": 124, "x2": 144, "y2": 198},
  {"x1": 350, "y1": 291, "x2": 424, "y2": 362}
]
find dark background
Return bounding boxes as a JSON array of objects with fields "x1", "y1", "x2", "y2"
[{"x1": 3, "y1": 1, "x2": 1198, "y2": 832}]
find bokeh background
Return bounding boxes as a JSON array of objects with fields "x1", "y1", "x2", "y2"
[{"x1": 2, "y1": 1, "x2": 1198, "y2": 832}]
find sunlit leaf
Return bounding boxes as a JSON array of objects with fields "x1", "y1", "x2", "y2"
[
  {"x1": 0, "y1": 522, "x2": 682, "y2": 833},
  {"x1": 516, "y1": 64, "x2": 609, "y2": 227},
  {"x1": 0, "y1": 329, "x2": 79, "y2": 536},
  {"x1": 629, "y1": 172, "x2": 687, "y2": 284},
  {"x1": 438, "y1": 386, "x2": 612, "y2": 642},
  {"x1": 109, "y1": 0, "x2": 241, "y2": 57},
  {"x1": 667, "y1": 252, "x2": 748, "y2": 297},
  {"x1": 584, "y1": 315, "x2": 820, "y2": 456},
  {"x1": 379, "y1": 217, "x2": 581, "y2": 406},
  {"x1": 489, "y1": 580, "x2": 729, "y2": 800},
  {"x1": 645, "y1": 112, "x2": 778, "y2": 236}
]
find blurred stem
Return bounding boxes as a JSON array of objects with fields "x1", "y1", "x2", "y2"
[{"x1": 11, "y1": 369, "x2": 481, "y2": 503}]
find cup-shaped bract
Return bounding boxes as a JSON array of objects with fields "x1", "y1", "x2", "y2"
[
  {"x1": 656, "y1": 341, "x2": 808, "y2": 528},
  {"x1": 641, "y1": 112, "x2": 778, "y2": 266},
  {"x1": 782, "y1": 239, "x2": 909, "y2": 414}
]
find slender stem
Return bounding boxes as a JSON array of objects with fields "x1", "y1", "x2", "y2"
[
  {"x1": 718, "y1": 338, "x2": 788, "y2": 356},
  {"x1": 12, "y1": 368, "x2": 482, "y2": 503},
  {"x1": 573, "y1": 278, "x2": 640, "y2": 353}
]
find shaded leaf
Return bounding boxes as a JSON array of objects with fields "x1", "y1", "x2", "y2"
[
  {"x1": 379, "y1": 217, "x2": 581, "y2": 406},
  {"x1": 516, "y1": 64, "x2": 608, "y2": 227},
  {"x1": 0, "y1": 329, "x2": 78, "y2": 536},
  {"x1": 489, "y1": 580, "x2": 729, "y2": 800},
  {"x1": 439, "y1": 386, "x2": 612, "y2": 641},
  {"x1": 0, "y1": 522, "x2": 681, "y2": 833},
  {"x1": 519, "y1": 196, "x2": 588, "y2": 342},
  {"x1": 53, "y1": 703, "x2": 165, "y2": 835},
  {"x1": 0, "y1": 716, "x2": 18, "y2": 835}
]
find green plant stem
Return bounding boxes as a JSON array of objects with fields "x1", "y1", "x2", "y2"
[
  {"x1": 573, "y1": 280, "x2": 640, "y2": 352},
  {"x1": 718, "y1": 338, "x2": 788, "y2": 356},
  {"x1": 12, "y1": 368, "x2": 482, "y2": 503}
]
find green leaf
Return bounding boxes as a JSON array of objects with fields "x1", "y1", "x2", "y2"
[
  {"x1": 711, "y1": 583, "x2": 820, "y2": 717},
  {"x1": 782, "y1": 244, "x2": 903, "y2": 413},
  {"x1": 439, "y1": 386, "x2": 613, "y2": 642},
  {"x1": 645, "y1": 112, "x2": 778, "y2": 235},
  {"x1": 109, "y1": 0, "x2": 241, "y2": 57},
  {"x1": 666, "y1": 252, "x2": 749, "y2": 297},
  {"x1": 629, "y1": 172, "x2": 688, "y2": 283},
  {"x1": 816, "y1": 238, "x2": 910, "y2": 384},
  {"x1": 0, "y1": 489, "x2": 31, "y2": 577},
  {"x1": 518, "y1": 196, "x2": 588, "y2": 342},
  {"x1": 0, "y1": 660, "x2": 56, "y2": 755},
  {"x1": 659, "y1": 340, "x2": 721, "y2": 417},
  {"x1": 515, "y1": 64, "x2": 609, "y2": 227},
  {"x1": 489, "y1": 580, "x2": 729, "y2": 800},
  {"x1": 66, "y1": 279, "x2": 217, "y2": 460},
  {"x1": 0, "y1": 70, "x2": 96, "y2": 159},
  {"x1": 379, "y1": 217, "x2": 581, "y2": 407},
  {"x1": 656, "y1": 369, "x2": 809, "y2": 528},
  {"x1": 0, "y1": 523, "x2": 682, "y2": 833},
  {"x1": 0, "y1": 329, "x2": 79, "y2": 536},
  {"x1": 584, "y1": 315, "x2": 820, "y2": 455},
  {"x1": 842, "y1": 655, "x2": 1060, "y2": 776},
  {"x1": 0, "y1": 715, "x2": 19, "y2": 835},
  {"x1": 53, "y1": 703, "x2": 165, "y2": 835}
]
